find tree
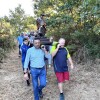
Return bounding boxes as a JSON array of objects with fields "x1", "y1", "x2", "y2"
[
  {"x1": 23, "y1": 16, "x2": 37, "y2": 32},
  {"x1": 9, "y1": 4, "x2": 26, "y2": 34},
  {"x1": 9, "y1": 4, "x2": 36, "y2": 34},
  {"x1": 0, "y1": 18, "x2": 13, "y2": 37},
  {"x1": 33, "y1": 0, "x2": 100, "y2": 58}
]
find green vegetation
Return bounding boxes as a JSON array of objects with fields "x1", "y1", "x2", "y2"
[
  {"x1": 0, "y1": 19, "x2": 15, "y2": 62},
  {"x1": 0, "y1": 5, "x2": 36, "y2": 62},
  {"x1": 33, "y1": 0, "x2": 100, "y2": 59},
  {"x1": 0, "y1": 1, "x2": 100, "y2": 62}
]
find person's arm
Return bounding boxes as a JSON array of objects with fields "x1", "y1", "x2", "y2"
[
  {"x1": 66, "y1": 48, "x2": 74, "y2": 69},
  {"x1": 24, "y1": 49, "x2": 30, "y2": 73},
  {"x1": 68, "y1": 57, "x2": 74, "y2": 69},
  {"x1": 48, "y1": 54, "x2": 52, "y2": 65},
  {"x1": 42, "y1": 47, "x2": 50, "y2": 58},
  {"x1": 51, "y1": 44, "x2": 60, "y2": 58},
  {"x1": 51, "y1": 48, "x2": 58, "y2": 58},
  {"x1": 21, "y1": 45, "x2": 27, "y2": 53},
  {"x1": 21, "y1": 45, "x2": 25, "y2": 53},
  {"x1": 41, "y1": 46, "x2": 52, "y2": 67},
  {"x1": 44, "y1": 50, "x2": 52, "y2": 68}
]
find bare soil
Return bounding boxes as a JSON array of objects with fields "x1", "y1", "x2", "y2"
[{"x1": 0, "y1": 48, "x2": 100, "y2": 100}]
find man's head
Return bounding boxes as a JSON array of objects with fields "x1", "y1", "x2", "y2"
[
  {"x1": 58, "y1": 38, "x2": 66, "y2": 48},
  {"x1": 20, "y1": 33, "x2": 24, "y2": 36},
  {"x1": 33, "y1": 38, "x2": 41, "y2": 49},
  {"x1": 40, "y1": 14, "x2": 45, "y2": 19},
  {"x1": 23, "y1": 38, "x2": 29, "y2": 45}
]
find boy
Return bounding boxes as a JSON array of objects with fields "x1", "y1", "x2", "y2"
[{"x1": 21, "y1": 38, "x2": 30, "y2": 86}]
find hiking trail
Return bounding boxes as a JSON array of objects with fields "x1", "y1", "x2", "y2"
[{"x1": 0, "y1": 47, "x2": 100, "y2": 100}]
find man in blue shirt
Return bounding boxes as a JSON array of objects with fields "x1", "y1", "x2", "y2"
[
  {"x1": 17, "y1": 33, "x2": 24, "y2": 56},
  {"x1": 24, "y1": 38, "x2": 50, "y2": 100}
]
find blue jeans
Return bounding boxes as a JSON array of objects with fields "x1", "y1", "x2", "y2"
[
  {"x1": 45, "y1": 54, "x2": 52, "y2": 65},
  {"x1": 30, "y1": 67, "x2": 46, "y2": 100},
  {"x1": 48, "y1": 54, "x2": 52, "y2": 65}
]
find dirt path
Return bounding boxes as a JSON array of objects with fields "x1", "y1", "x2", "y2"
[{"x1": 0, "y1": 48, "x2": 100, "y2": 100}]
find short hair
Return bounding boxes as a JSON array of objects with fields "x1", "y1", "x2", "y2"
[
  {"x1": 23, "y1": 38, "x2": 28, "y2": 42},
  {"x1": 58, "y1": 38, "x2": 65, "y2": 43},
  {"x1": 33, "y1": 37, "x2": 40, "y2": 42}
]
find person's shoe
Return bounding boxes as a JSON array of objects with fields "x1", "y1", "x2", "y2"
[
  {"x1": 18, "y1": 55, "x2": 21, "y2": 57},
  {"x1": 26, "y1": 80, "x2": 30, "y2": 86},
  {"x1": 60, "y1": 93, "x2": 65, "y2": 100},
  {"x1": 39, "y1": 90, "x2": 43, "y2": 98}
]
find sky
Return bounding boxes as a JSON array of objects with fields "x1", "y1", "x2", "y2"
[{"x1": 0, "y1": 0, "x2": 34, "y2": 17}]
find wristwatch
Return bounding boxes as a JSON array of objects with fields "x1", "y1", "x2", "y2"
[{"x1": 24, "y1": 71, "x2": 27, "y2": 74}]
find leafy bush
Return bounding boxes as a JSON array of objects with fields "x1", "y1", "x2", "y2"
[
  {"x1": 0, "y1": 35, "x2": 16, "y2": 62},
  {"x1": 34, "y1": 0, "x2": 100, "y2": 59},
  {"x1": 0, "y1": 48, "x2": 6, "y2": 63},
  {"x1": 0, "y1": 35, "x2": 16, "y2": 51},
  {"x1": 0, "y1": 19, "x2": 16, "y2": 63}
]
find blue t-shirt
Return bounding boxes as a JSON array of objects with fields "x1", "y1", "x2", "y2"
[
  {"x1": 17, "y1": 36, "x2": 24, "y2": 45},
  {"x1": 52, "y1": 47, "x2": 70, "y2": 72}
]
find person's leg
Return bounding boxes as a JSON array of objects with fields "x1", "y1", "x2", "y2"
[
  {"x1": 56, "y1": 73, "x2": 64, "y2": 93},
  {"x1": 64, "y1": 72, "x2": 69, "y2": 81},
  {"x1": 58, "y1": 82, "x2": 63, "y2": 93},
  {"x1": 48, "y1": 55, "x2": 52, "y2": 68},
  {"x1": 56, "y1": 72, "x2": 65, "y2": 100},
  {"x1": 58, "y1": 82, "x2": 65, "y2": 100},
  {"x1": 28, "y1": 62, "x2": 31, "y2": 80},
  {"x1": 60, "y1": 72, "x2": 69, "y2": 100},
  {"x1": 38, "y1": 67, "x2": 46, "y2": 98},
  {"x1": 45, "y1": 60, "x2": 48, "y2": 83},
  {"x1": 22, "y1": 61, "x2": 24, "y2": 71},
  {"x1": 31, "y1": 68, "x2": 39, "y2": 100},
  {"x1": 26, "y1": 72, "x2": 30, "y2": 86},
  {"x1": 45, "y1": 60, "x2": 48, "y2": 73},
  {"x1": 19, "y1": 45, "x2": 21, "y2": 56}
]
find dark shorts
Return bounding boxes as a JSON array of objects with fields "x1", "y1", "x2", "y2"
[{"x1": 55, "y1": 72, "x2": 69, "y2": 83}]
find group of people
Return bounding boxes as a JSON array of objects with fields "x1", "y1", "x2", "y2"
[
  {"x1": 17, "y1": 31, "x2": 52, "y2": 85},
  {"x1": 17, "y1": 33, "x2": 74, "y2": 100},
  {"x1": 17, "y1": 14, "x2": 74, "y2": 100}
]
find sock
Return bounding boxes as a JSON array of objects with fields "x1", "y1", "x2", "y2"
[{"x1": 60, "y1": 93, "x2": 63, "y2": 95}]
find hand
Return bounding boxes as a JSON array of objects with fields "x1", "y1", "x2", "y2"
[
  {"x1": 48, "y1": 64, "x2": 51, "y2": 68},
  {"x1": 41, "y1": 45, "x2": 46, "y2": 50},
  {"x1": 57, "y1": 44, "x2": 61, "y2": 49},
  {"x1": 24, "y1": 73, "x2": 29, "y2": 80},
  {"x1": 41, "y1": 46, "x2": 47, "y2": 53},
  {"x1": 70, "y1": 65, "x2": 74, "y2": 69},
  {"x1": 42, "y1": 47, "x2": 46, "y2": 51}
]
